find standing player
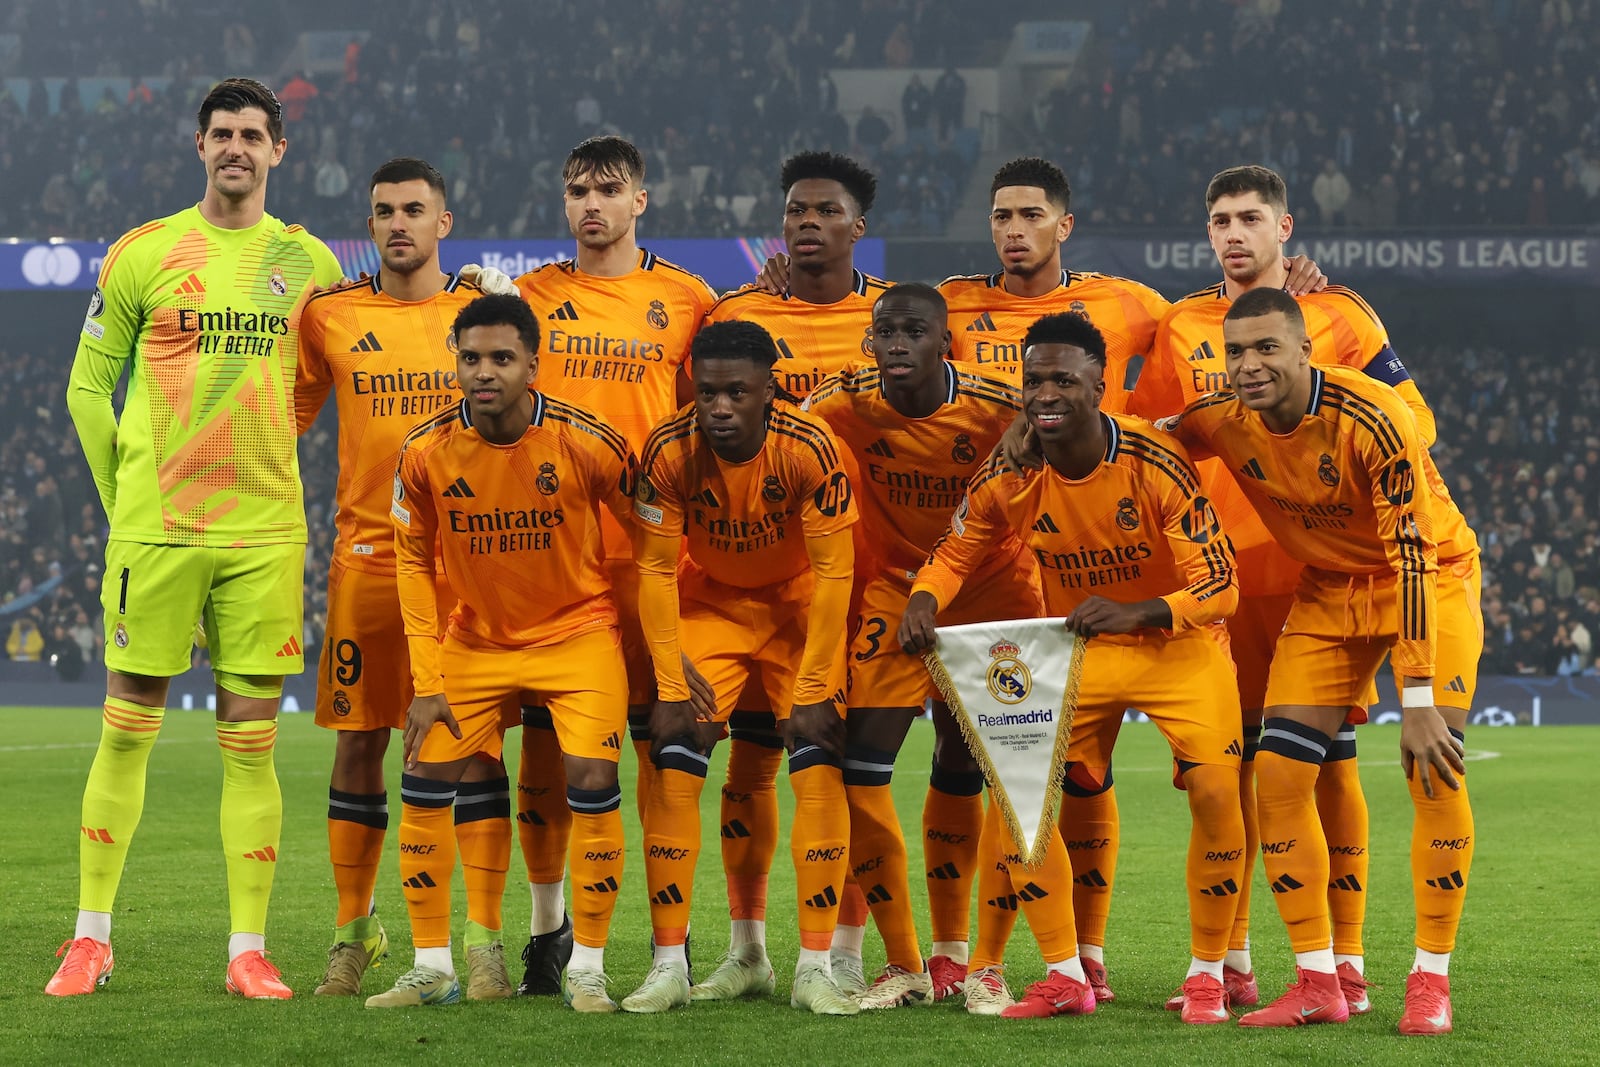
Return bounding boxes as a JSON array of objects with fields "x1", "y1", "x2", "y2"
[
  {"x1": 899, "y1": 313, "x2": 1246, "y2": 1022},
  {"x1": 622, "y1": 321, "x2": 859, "y2": 1016},
  {"x1": 1130, "y1": 164, "x2": 1440, "y2": 1012},
  {"x1": 371, "y1": 295, "x2": 636, "y2": 1012},
  {"x1": 695, "y1": 152, "x2": 888, "y2": 998},
  {"x1": 1166, "y1": 289, "x2": 1478, "y2": 1034},
  {"x1": 51, "y1": 78, "x2": 341, "y2": 999},
  {"x1": 804, "y1": 283, "x2": 1041, "y2": 1009},
  {"x1": 507, "y1": 136, "x2": 717, "y2": 996},
  {"x1": 296, "y1": 158, "x2": 513, "y2": 999}
]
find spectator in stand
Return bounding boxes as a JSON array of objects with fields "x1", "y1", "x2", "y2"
[{"x1": 933, "y1": 66, "x2": 966, "y2": 140}]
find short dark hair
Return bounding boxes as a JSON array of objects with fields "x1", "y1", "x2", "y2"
[
  {"x1": 198, "y1": 78, "x2": 284, "y2": 142},
  {"x1": 875, "y1": 282, "x2": 947, "y2": 318},
  {"x1": 991, "y1": 157, "x2": 1071, "y2": 213},
  {"x1": 370, "y1": 157, "x2": 447, "y2": 201},
  {"x1": 691, "y1": 320, "x2": 780, "y2": 371},
  {"x1": 564, "y1": 136, "x2": 646, "y2": 186},
  {"x1": 1224, "y1": 286, "x2": 1306, "y2": 333},
  {"x1": 780, "y1": 151, "x2": 877, "y2": 215},
  {"x1": 1021, "y1": 312, "x2": 1106, "y2": 369},
  {"x1": 452, "y1": 294, "x2": 541, "y2": 355},
  {"x1": 1205, "y1": 164, "x2": 1289, "y2": 216}
]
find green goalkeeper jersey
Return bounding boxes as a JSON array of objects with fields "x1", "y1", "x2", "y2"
[{"x1": 67, "y1": 206, "x2": 343, "y2": 547}]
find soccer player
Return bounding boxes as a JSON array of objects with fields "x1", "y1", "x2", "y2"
[
  {"x1": 623, "y1": 320, "x2": 859, "y2": 1016},
  {"x1": 1164, "y1": 288, "x2": 1479, "y2": 1034},
  {"x1": 803, "y1": 283, "x2": 1040, "y2": 1009},
  {"x1": 296, "y1": 158, "x2": 513, "y2": 998},
  {"x1": 900, "y1": 312, "x2": 1246, "y2": 1022},
  {"x1": 697, "y1": 151, "x2": 888, "y2": 998},
  {"x1": 1129, "y1": 164, "x2": 1440, "y2": 1012},
  {"x1": 506, "y1": 136, "x2": 717, "y2": 996},
  {"x1": 371, "y1": 294, "x2": 636, "y2": 1012},
  {"x1": 51, "y1": 78, "x2": 342, "y2": 999}
]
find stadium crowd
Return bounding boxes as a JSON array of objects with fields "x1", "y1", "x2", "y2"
[
  {"x1": 7, "y1": 334, "x2": 1599, "y2": 678},
  {"x1": 6, "y1": 1, "x2": 1600, "y2": 241}
]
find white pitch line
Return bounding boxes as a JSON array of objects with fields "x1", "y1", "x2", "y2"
[{"x1": 0, "y1": 738, "x2": 209, "y2": 753}]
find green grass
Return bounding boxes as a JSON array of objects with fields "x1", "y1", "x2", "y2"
[{"x1": 1, "y1": 709, "x2": 1595, "y2": 1065}]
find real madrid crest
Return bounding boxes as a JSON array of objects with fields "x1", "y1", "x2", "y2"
[
  {"x1": 536, "y1": 461, "x2": 560, "y2": 495},
  {"x1": 269, "y1": 266, "x2": 288, "y2": 296},
  {"x1": 860, "y1": 325, "x2": 874, "y2": 357},
  {"x1": 114, "y1": 622, "x2": 129, "y2": 649},
  {"x1": 985, "y1": 640, "x2": 1031, "y2": 705},
  {"x1": 332, "y1": 690, "x2": 352, "y2": 717},
  {"x1": 647, "y1": 299, "x2": 669, "y2": 330},
  {"x1": 951, "y1": 433, "x2": 977, "y2": 464},
  {"x1": 761, "y1": 474, "x2": 787, "y2": 502},
  {"x1": 1115, "y1": 496, "x2": 1140, "y2": 531},
  {"x1": 636, "y1": 473, "x2": 657, "y2": 504},
  {"x1": 1069, "y1": 300, "x2": 1088, "y2": 317},
  {"x1": 1318, "y1": 453, "x2": 1340, "y2": 487}
]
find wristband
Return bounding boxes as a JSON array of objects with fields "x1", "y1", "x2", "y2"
[{"x1": 1401, "y1": 686, "x2": 1433, "y2": 709}]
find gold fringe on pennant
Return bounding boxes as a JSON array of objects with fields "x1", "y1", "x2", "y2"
[{"x1": 923, "y1": 626, "x2": 1086, "y2": 869}]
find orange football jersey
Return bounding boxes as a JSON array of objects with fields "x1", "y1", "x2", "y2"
[
  {"x1": 1127, "y1": 282, "x2": 1439, "y2": 596},
  {"x1": 704, "y1": 270, "x2": 891, "y2": 400},
  {"x1": 913, "y1": 413, "x2": 1238, "y2": 640},
  {"x1": 297, "y1": 273, "x2": 482, "y2": 573},
  {"x1": 393, "y1": 394, "x2": 636, "y2": 693},
  {"x1": 1168, "y1": 366, "x2": 1458, "y2": 677},
  {"x1": 940, "y1": 270, "x2": 1170, "y2": 413},
  {"x1": 805, "y1": 359, "x2": 1026, "y2": 580}
]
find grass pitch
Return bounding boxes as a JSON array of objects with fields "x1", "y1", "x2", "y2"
[{"x1": 1, "y1": 708, "x2": 1596, "y2": 1065}]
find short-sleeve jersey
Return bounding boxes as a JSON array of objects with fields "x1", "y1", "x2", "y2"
[
  {"x1": 913, "y1": 413, "x2": 1238, "y2": 641},
  {"x1": 71, "y1": 206, "x2": 342, "y2": 546},
  {"x1": 1169, "y1": 366, "x2": 1457, "y2": 675},
  {"x1": 804, "y1": 360, "x2": 1025, "y2": 580},
  {"x1": 296, "y1": 272, "x2": 482, "y2": 572},
  {"x1": 634, "y1": 399, "x2": 857, "y2": 590},
  {"x1": 516, "y1": 249, "x2": 715, "y2": 560},
  {"x1": 393, "y1": 394, "x2": 636, "y2": 650},
  {"x1": 940, "y1": 270, "x2": 1170, "y2": 413},
  {"x1": 1127, "y1": 282, "x2": 1435, "y2": 596},
  {"x1": 705, "y1": 270, "x2": 891, "y2": 399}
]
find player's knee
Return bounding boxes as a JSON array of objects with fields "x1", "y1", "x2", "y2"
[
  {"x1": 788, "y1": 736, "x2": 841, "y2": 772},
  {"x1": 928, "y1": 757, "x2": 984, "y2": 797},
  {"x1": 334, "y1": 728, "x2": 389, "y2": 767},
  {"x1": 728, "y1": 709, "x2": 783, "y2": 749},
  {"x1": 565, "y1": 780, "x2": 622, "y2": 815},
  {"x1": 652, "y1": 736, "x2": 710, "y2": 778},
  {"x1": 563, "y1": 756, "x2": 619, "y2": 794},
  {"x1": 214, "y1": 671, "x2": 283, "y2": 702},
  {"x1": 1180, "y1": 762, "x2": 1241, "y2": 815}
]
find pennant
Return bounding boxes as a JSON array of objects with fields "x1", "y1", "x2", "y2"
[{"x1": 924, "y1": 617, "x2": 1083, "y2": 867}]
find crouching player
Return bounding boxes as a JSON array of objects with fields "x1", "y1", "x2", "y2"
[
  {"x1": 623, "y1": 320, "x2": 860, "y2": 1015},
  {"x1": 900, "y1": 313, "x2": 1246, "y2": 1022},
  {"x1": 372, "y1": 295, "x2": 636, "y2": 1012}
]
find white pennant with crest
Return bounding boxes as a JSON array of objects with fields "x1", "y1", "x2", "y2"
[{"x1": 924, "y1": 617, "x2": 1083, "y2": 867}]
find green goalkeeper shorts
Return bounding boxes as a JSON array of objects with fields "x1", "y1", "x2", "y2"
[{"x1": 101, "y1": 540, "x2": 306, "y2": 678}]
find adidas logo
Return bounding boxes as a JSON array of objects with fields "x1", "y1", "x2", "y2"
[
  {"x1": 865, "y1": 439, "x2": 895, "y2": 459},
  {"x1": 1225, "y1": 739, "x2": 1243, "y2": 757},
  {"x1": 274, "y1": 635, "x2": 302, "y2": 658},
  {"x1": 964, "y1": 312, "x2": 998, "y2": 332},
  {"x1": 602, "y1": 732, "x2": 621, "y2": 751},
  {"x1": 581, "y1": 875, "x2": 620, "y2": 894},
  {"x1": 1188, "y1": 341, "x2": 1216, "y2": 363},
  {"x1": 987, "y1": 894, "x2": 1018, "y2": 911},
  {"x1": 349, "y1": 330, "x2": 383, "y2": 352},
  {"x1": 1031, "y1": 513, "x2": 1061, "y2": 534},
  {"x1": 403, "y1": 871, "x2": 438, "y2": 890},
  {"x1": 927, "y1": 862, "x2": 960, "y2": 881},
  {"x1": 547, "y1": 301, "x2": 579, "y2": 321},
  {"x1": 864, "y1": 884, "x2": 892, "y2": 905},
  {"x1": 804, "y1": 886, "x2": 839, "y2": 909},
  {"x1": 653, "y1": 884, "x2": 685, "y2": 906},
  {"x1": 80, "y1": 826, "x2": 115, "y2": 844},
  {"x1": 1444, "y1": 675, "x2": 1467, "y2": 694},
  {"x1": 243, "y1": 846, "x2": 278, "y2": 862},
  {"x1": 1330, "y1": 875, "x2": 1364, "y2": 892},
  {"x1": 517, "y1": 810, "x2": 546, "y2": 827},
  {"x1": 1238, "y1": 458, "x2": 1267, "y2": 481},
  {"x1": 1073, "y1": 868, "x2": 1108, "y2": 888},
  {"x1": 721, "y1": 820, "x2": 751, "y2": 839},
  {"x1": 1425, "y1": 869, "x2": 1464, "y2": 891},
  {"x1": 172, "y1": 272, "x2": 205, "y2": 296},
  {"x1": 1199, "y1": 878, "x2": 1239, "y2": 897},
  {"x1": 692, "y1": 487, "x2": 720, "y2": 508},
  {"x1": 1269, "y1": 873, "x2": 1305, "y2": 894},
  {"x1": 442, "y1": 476, "x2": 475, "y2": 499},
  {"x1": 1016, "y1": 881, "x2": 1047, "y2": 901},
  {"x1": 775, "y1": 338, "x2": 797, "y2": 360}
]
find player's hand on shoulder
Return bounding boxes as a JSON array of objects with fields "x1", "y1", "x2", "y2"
[
  {"x1": 897, "y1": 591, "x2": 940, "y2": 654},
  {"x1": 787, "y1": 699, "x2": 845, "y2": 758},
  {"x1": 1282, "y1": 254, "x2": 1328, "y2": 295},
  {"x1": 403, "y1": 693, "x2": 459, "y2": 769},
  {"x1": 311, "y1": 270, "x2": 369, "y2": 296},
  {"x1": 458, "y1": 263, "x2": 519, "y2": 295},
  {"x1": 1399, "y1": 702, "x2": 1465, "y2": 799},
  {"x1": 755, "y1": 253, "x2": 791, "y2": 295}
]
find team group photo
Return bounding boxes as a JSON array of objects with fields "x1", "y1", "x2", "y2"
[{"x1": 4, "y1": 3, "x2": 1597, "y2": 1064}]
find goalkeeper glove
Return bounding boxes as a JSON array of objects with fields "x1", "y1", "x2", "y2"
[{"x1": 458, "y1": 263, "x2": 518, "y2": 295}]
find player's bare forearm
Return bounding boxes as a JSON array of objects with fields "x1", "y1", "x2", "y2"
[{"x1": 898, "y1": 590, "x2": 941, "y2": 654}]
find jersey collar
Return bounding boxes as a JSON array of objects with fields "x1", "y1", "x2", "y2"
[
  {"x1": 988, "y1": 269, "x2": 1070, "y2": 291},
  {"x1": 1306, "y1": 368, "x2": 1326, "y2": 415},
  {"x1": 781, "y1": 268, "x2": 868, "y2": 301},
  {"x1": 1101, "y1": 412, "x2": 1120, "y2": 462},
  {"x1": 456, "y1": 390, "x2": 546, "y2": 430}
]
